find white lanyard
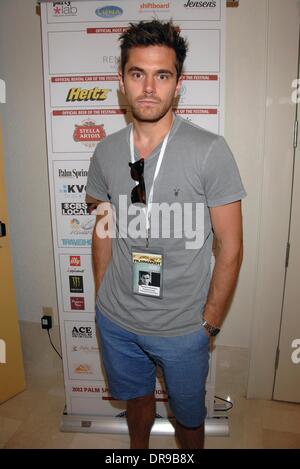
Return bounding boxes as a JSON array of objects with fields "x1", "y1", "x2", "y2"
[{"x1": 130, "y1": 126, "x2": 170, "y2": 235}]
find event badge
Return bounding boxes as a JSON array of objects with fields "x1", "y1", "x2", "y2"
[{"x1": 131, "y1": 247, "x2": 163, "y2": 298}]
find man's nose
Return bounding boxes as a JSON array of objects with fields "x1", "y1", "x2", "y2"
[{"x1": 143, "y1": 75, "x2": 155, "y2": 95}]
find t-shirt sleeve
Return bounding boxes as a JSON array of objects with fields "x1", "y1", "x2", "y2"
[
  {"x1": 86, "y1": 147, "x2": 110, "y2": 202},
  {"x1": 202, "y1": 136, "x2": 247, "y2": 207}
]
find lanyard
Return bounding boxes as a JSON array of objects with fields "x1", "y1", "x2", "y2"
[{"x1": 130, "y1": 126, "x2": 170, "y2": 244}]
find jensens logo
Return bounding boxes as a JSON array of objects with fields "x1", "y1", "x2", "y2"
[{"x1": 184, "y1": 0, "x2": 217, "y2": 7}]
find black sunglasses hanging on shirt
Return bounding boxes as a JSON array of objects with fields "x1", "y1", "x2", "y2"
[{"x1": 129, "y1": 158, "x2": 146, "y2": 205}]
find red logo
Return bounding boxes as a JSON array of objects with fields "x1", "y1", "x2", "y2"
[
  {"x1": 70, "y1": 255, "x2": 81, "y2": 266},
  {"x1": 70, "y1": 297, "x2": 85, "y2": 310},
  {"x1": 73, "y1": 120, "x2": 106, "y2": 150}
]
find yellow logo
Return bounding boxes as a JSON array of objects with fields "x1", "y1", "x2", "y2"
[{"x1": 66, "y1": 87, "x2": 111, "y2": 102}]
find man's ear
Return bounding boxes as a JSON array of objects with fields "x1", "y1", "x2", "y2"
[
  {"x1": 118, "y1": 68, "x2": 125, "y2": 95},
  {"x1": 174, "y1": 75, "x2": 183, "y2": 98}
]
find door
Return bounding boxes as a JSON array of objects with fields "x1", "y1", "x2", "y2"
[
  {"x1": 273, "y1": 41, "x2": 300, "y2": 402},
  {"x1": 0, "y1": 116, "x2": 26, "y2": 402}
]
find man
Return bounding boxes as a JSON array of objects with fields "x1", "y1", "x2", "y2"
[
  {"x1": 86, "y1": 20, "x2": 246, "y2": 449},
  {"x1": 139, "y1": 271, "x2": 151, "y2": 286}
]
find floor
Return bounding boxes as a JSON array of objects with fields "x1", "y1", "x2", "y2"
[{"x1": 1, "y1": 368, "x2": 300, "y2": 449}]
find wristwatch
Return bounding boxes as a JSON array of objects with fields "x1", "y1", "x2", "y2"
[{"x1": 202, "y1": 320, "x2": 220, "y2": 337}]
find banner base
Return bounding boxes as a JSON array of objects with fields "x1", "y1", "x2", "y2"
[{"x1": 60, "y1": 414, "x2": 229, "y2": 437}]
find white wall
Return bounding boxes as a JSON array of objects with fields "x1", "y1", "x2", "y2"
[
  {"x1": 221, "y1": 0, "x2": 269, "y2": 347},
  {"x1": 248, "y1": 0, "x2": 299, "y2": 398},
  {"x1": 0, "y1": 0, "x2": 297, "y2": 378}
]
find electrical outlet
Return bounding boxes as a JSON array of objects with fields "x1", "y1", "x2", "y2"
[
  {"x1": 42, "y1": 306, "x2": 53, "y2": 317},
  {"x1": 41, "y1": 315, "x2": 52, "y2": 330}
]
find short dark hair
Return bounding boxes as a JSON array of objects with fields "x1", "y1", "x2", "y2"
[
  {"x1": 140, "y1": 271, "x2": 150, "y2": 278},
  {"x1": 119, "y1": 20, "x2": 188, "y2": 80}
]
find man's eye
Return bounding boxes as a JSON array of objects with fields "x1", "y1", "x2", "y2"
[
  {"x1": 131, "y1": 72, "x2": 143, "y2": 79},
  {"x1": 157, "y1": 74, "x2": 169, "y2": 80}
]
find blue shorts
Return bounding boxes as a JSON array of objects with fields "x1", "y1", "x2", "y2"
[{"x1": 95, "y1": 308, "x2": 210, "y2": 428}]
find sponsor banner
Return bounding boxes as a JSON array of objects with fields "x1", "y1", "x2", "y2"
[
  {"x1": 50, "y1": 76, "x2": 127, "y2": 107},
  {"x1": 47, "y1": 1, "x2": 221, "y2": 24},
  {"x1": 53, "y1": 160, "x2": 95, "y2": 246},
  {"x1": 66, "y1": 379, "x2": 171, "y2": 417},
  {"x1": 41, "y1": 0, "x2": 223, "y2": 419},
  {"x1": 64, "y1": 320, "x2": 102, "y2": 380},
  {"x1": 137, "y1": 0, "x2": 221, "y2": 20},
  {"x1": 48, "y1": 31, "x2": 121, "y2": 74},
  {"x1": 48, "y1": 28, "x2": 220, "y2": 75},
  {"x1": 179, "y1": 74, "x2": 220, "y2": 107},
  {"x1": 51, "y1": 109, "x2": 128, "y2": 153},
  {"x1": 184, "y1": 29, "x2": 220, "y2": 72},
  {"x1": 59, "y1": 253, "x2": 95, "y2": 312},
  {"x1": 174, "y1": 108, "x2": 219, "y2": 134},
  {"x1": 69, "y1": 392, "x2": 125, "y2": 416}
]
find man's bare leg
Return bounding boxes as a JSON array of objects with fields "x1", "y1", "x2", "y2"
[
  {"x1": 175, "y1": 420, "x2": 205, "y2": 449},
  {"x1": 127, "y1": 393, "x2": 156, "y2": 449}
]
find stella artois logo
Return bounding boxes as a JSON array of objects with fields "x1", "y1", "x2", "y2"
[{"x1": 73, "y1": 120, "x2": 106, "y2": 149}]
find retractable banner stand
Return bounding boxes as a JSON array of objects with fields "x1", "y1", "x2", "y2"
[{"x1": 41, "y1": 0, "x2": 227, "y2": 435}]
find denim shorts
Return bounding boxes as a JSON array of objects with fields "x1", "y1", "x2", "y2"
[{"x1": 95, "y1": 307, "x2": 210, "y2": 428}]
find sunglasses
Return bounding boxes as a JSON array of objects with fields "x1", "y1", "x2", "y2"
[{"x1": 129, "y1": 158, "x2": 146, "y2": 205}]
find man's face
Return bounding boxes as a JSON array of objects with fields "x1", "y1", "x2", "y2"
[
  {"x1": 119, "y1": 45, "x2": 182, "y2": 123},
  {"x1": 141, "y1": 273, "x2": 151, "y2": 285}
]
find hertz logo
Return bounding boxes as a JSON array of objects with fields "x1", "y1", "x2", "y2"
[{"x1": 66, "y1": 87, "x2": 111, "y2": 102}]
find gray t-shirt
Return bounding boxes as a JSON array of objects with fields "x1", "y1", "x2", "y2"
[{"x1": 86, "y1": 116, "x2": 246, "y2": 336}]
